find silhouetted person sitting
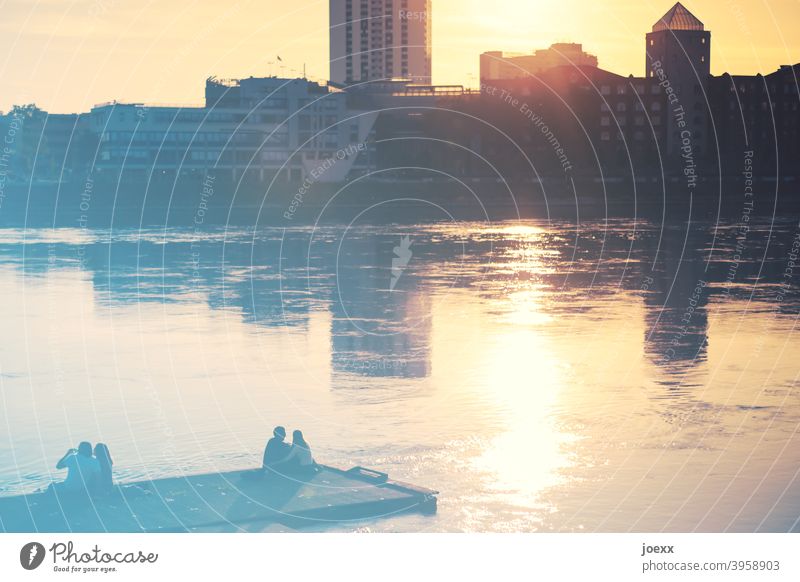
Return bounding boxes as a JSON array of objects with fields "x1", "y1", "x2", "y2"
[
  {"x1": 54, "y1": 441, "x2": 100, "y2": 495},
  {"x1": 263, "y1": 426, "x2": 291, "y2": 468},
  {"x1": 243, "y1": 426, "x2": 290, "y2": 480},
  {"x1": 93, "y1": 443, "x2": 113, "y2": 495},
  {"x1": 271, "y1": 430, "x2": 317, "y2": 477}
]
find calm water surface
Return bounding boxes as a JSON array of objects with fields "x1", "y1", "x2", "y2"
[{"x1": 1, "y1": 218, "x2": 799, "y2": 532}]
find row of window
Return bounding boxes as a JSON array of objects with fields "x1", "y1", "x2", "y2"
[
  {"x1": 727, "y1": 101, "x2": 800, "y2": 112},
  {"x1": 101, "y1": 130, "x2": 289, "y2": 143},
  {"x1": 600, "y1": 131, "x2": 651, "y2": 141},
  {"x1": 100, "y1": 144, "x2": 341, "y2": 164},
  {"x1": 601, "y1": 115, "x2": 661, "y2": 126},
  {"x1": 600, "y1": 84, "x2": 661, "y2": 96},
  {"x1": 144, "y1": 111, "x2": 248, "y2": 124},
  {"x1": 648, "y1": 37, "x2": 707, "y2": 46},
  {"x1": 729, "y1": 83, "x2": 799, "y2": 95},
  {"x1": 602, "y1": 101, "x2": 662, "y2": 113}
]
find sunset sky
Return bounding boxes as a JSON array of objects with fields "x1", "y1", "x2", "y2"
[{"x1": 1, "y1": 0, "x2": 798, "y2": 113}]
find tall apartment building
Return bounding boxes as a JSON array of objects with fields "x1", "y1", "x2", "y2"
[{"x1": 329, "y1": 0, "x2": 432, "y2": 85}]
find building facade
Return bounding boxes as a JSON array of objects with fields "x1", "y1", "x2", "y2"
[
  {"x1": 470, "y1": 3, "x2": 719, "y2": 178},
  {"x1": 709, "y1": 64, "x2": 800, "y2": 177},
  {"x1": 645, "y1": 2, "x2": 711, "y2": 156},
  {"x1": 480, "y1": 44, "x2": 599, "y2": 82},
  {"x1": 90, "y1": 77, "x2": 377, "y2": 183},
  {"x1": 330, "y1": 0, "x2": 432, "y2": 85}
]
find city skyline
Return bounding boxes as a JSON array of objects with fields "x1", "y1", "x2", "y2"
[{"x1": 1, "y1": 0, "x2": 798, "y2": 113}]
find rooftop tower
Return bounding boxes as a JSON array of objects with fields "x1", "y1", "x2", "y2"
[{"x1": 646, "y1": 2, "x2": 711, "y2": 155}]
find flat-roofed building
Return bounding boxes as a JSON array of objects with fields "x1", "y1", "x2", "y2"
[
  {"x1": 480, "y1": 43, "x2": 598, "y2": 82},
  {"x1": 90, "y1": 77, "x2": 378, "y2": 183},
  {"x1": 709, "y1": 64, "x2": 800, "y2": 177}
]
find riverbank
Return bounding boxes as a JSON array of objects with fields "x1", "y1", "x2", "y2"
[{"x1": 1, "y1": 175, "x2": 797, "y2": 227}]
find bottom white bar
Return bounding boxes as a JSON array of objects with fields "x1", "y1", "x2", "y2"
[{"x1": 1, "y1": 534, "x2": 797, "y2": 581}]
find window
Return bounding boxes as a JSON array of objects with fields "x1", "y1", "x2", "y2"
[
  {"x1": 601, "y1": 116, "x2": 610, "y2": 126},
  {"x1": 262, "y1": 151, "x2": 286, "y2": 162},
  {"x1": 651, "y1": 102, "x2": 661, "y2": 111},
  {"x1": 601, "y1": 131, "x2": 610, "y2": 141},
  {"x1": 616, "y1": 102, "x2": 626, "y2": 112},
  {"x1": 601, "y1": 85, "x2": 611, "y2": 95}
]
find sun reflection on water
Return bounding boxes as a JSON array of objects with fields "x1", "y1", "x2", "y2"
[{"x1": 469, "y1": 229, "x2": 574, "y2": 516}]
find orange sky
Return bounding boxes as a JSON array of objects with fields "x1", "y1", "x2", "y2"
[{"x1": 1, "y1": 0, "x2": 798, "y2": 113}]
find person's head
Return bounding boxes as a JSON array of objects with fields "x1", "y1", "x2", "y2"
[
  {"x1": 94, "y1": 443, "x2": 112, "y2": 465},
  {"x1": 77, "y1": 442, "x2": 92, "y2": 457},
  {"x1": 292, "y1": 430, "x2": 308, "y2": 449},
  {"x1": 273, "y1": 426, "x2": 286, "y2": 440}
]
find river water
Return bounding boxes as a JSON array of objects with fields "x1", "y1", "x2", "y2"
[{"x1": 1, "y1": 218, "x2": 799, "y2": 532}]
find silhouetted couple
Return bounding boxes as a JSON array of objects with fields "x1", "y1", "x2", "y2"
[
  {"x1": 252, "y1": 426, "x2": 316, "y2": 479},
  {"x1": 52, "y1": 442, "x2": 113, "y2": 496}
]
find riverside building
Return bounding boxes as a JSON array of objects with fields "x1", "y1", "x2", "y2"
[{"x1": 89, "y1": 76, "x2": 377, "y2": 183}]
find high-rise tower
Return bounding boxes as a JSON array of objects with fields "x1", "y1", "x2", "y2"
[
  {"x1": 645, "y1": 2, "x2": 710, "y2": 155},
  {"x1": 330, "y1": 0, "x2": 432, "y2": 86}
]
